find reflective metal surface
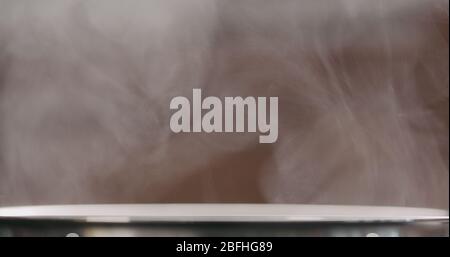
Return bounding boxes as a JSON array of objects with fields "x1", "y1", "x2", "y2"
[{"x1": 0, "y1": 204, "x2": 448, "y2": 237}]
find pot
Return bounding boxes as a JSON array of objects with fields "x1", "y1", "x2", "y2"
[{"x1": 0, "y1": 204, "x2": 447, "y2": 237}]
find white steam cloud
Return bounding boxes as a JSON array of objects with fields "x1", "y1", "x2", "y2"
[{"x1": 0, "y1": 0, "x2": 448, "y2": 209}]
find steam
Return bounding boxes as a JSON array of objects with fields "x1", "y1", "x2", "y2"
[{"x1": 0, "y1": 0, "x2": 448, "y2": 209}]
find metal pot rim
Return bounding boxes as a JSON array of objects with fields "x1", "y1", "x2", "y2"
[{"x1": 0, "y1": 204, "x2": 448, "y2": 223}]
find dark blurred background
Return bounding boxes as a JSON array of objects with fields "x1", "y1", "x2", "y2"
[{"x1": 0, "y1": 0, "x2": 448, "y2": 209}]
